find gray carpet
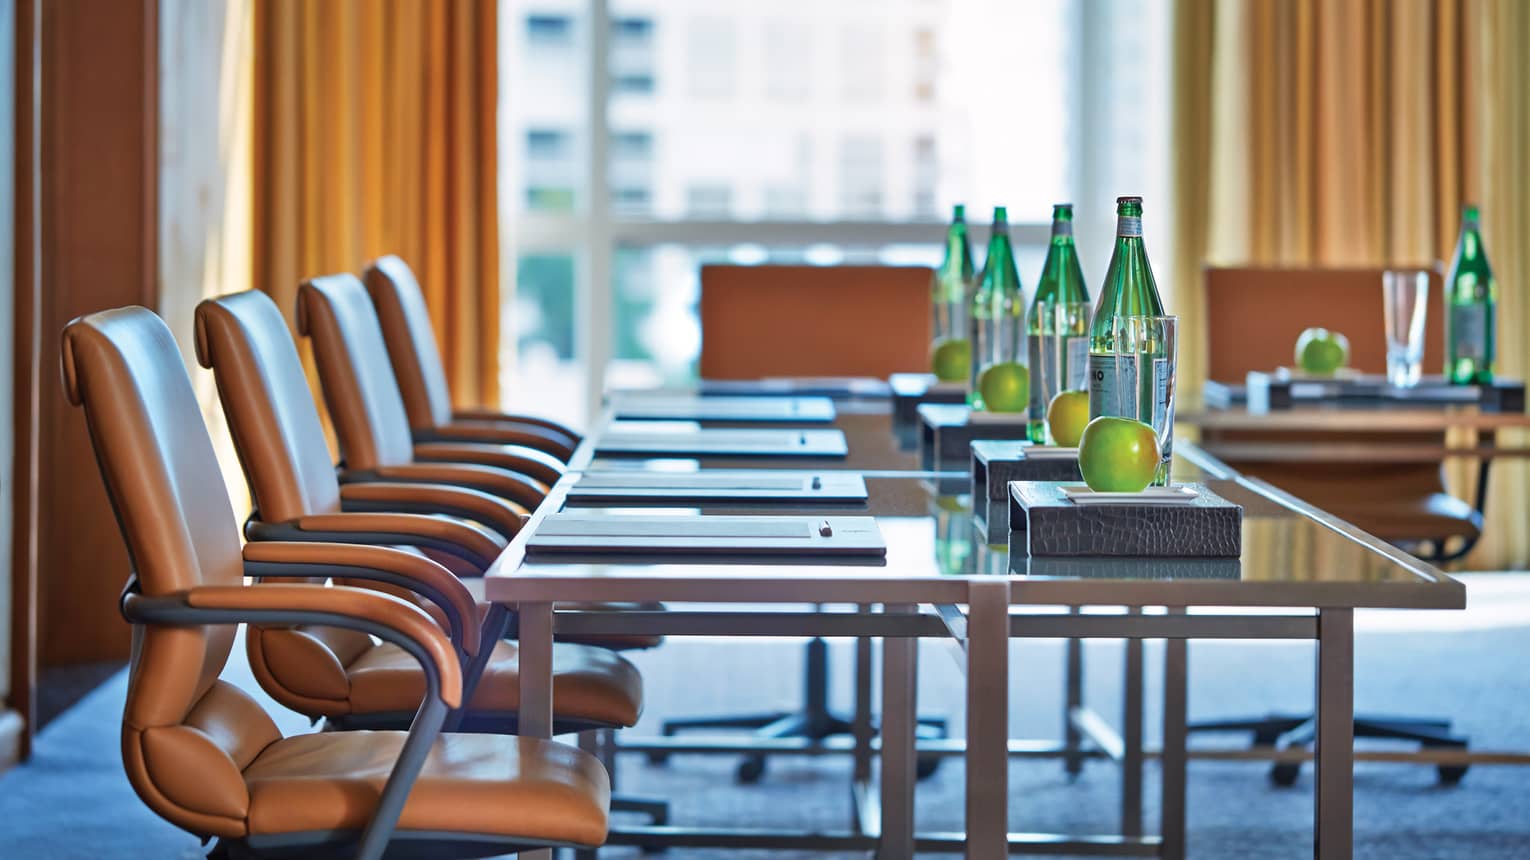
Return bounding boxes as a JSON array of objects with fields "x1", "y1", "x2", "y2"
[{"x1": 4, "y1": 575, "x2": 1530, "y2": 858}]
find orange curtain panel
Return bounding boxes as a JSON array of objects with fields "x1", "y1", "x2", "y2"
[
  {"x1": 1169, "y1": 0, "x2": 1530, "y2": 567},
  {"x1": 253, "y1": 0, "x2": 501, "y2": 407}
]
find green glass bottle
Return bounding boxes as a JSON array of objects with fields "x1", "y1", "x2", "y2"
[
  {"x1": 968, "y1": 206, "x2": 1026, "y2": 412},
  {"x1": 1444, "y1": 204, "x2": 1497, "y2": 385},
  {"x1": 1026, "y1": 204, "x2": 1091, "y2": 442},
  {"x1": 1088, "y1": 197, "x2": 1170, "y2": 480},
  {"x1": 929, "y1": 205, "x2": 977, "y2": 383}
]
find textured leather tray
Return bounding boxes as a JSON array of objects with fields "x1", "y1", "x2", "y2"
[{"x1": 1009, "y1": 481, "x2": 1243, "y2": 558}]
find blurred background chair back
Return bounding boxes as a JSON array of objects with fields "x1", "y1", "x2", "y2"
[
  {"x1": 698, "y1": 264, "x2": 932, "y2": 379},
  {"x1": 1204, "y1": 267, "x2": 1445, "y2": 381}
]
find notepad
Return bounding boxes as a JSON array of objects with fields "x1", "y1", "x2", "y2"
[
  {"x1": 568, "y1": 470, "x2": 869, "y2": 503},
  {"x1": 525, "y1": 513, "x2": 887, "y2": 556},
  {"x1": 608, "y1": 395, "x2": 837, "y2": 423},
  {"x1": 594, "y1": 428, "x2": 849, "y2": 458}
]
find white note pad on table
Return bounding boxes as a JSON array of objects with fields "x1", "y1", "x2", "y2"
[
  {"x1": 609, "y1": 395, "x2": 837, "y2": 423},
  {"x1": 594, "y1": 427, "x2": 849, "y2": 458},
  {"x1": 568, "y1": 470, "x2": 869, "y2": 503},
  {"x1": 525, "y1": 513, "x2": 887, "y2": 557}
]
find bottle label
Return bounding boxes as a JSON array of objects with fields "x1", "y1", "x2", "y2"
[
  {"x1": 1451, "y1": 304, "x2": 1488, "y2": 361},
  {"x1": 1088, "y1": 352, "x2": 1172, "y2": 452},
  {"x1": 1116, "y1": 215, "x2": 1141, "y2": 237},
  {"x1": 1028, "y1": 335, "x2": 1089, "y2": 417},
  {"x1": 1052, "y1": 220, "x2": 1073, "y2": 238}
]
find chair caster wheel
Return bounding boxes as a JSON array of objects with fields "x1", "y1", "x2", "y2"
[
  {"x1": 1269, "y1": 761, "x2": 1302, "y2": 787},
  {"x1": 736, "y1": 755, "x2": 766, "y2": 784},
  {"x1": 916, "y1": 753, "x2": 942, "y2": 780},
  {"x1": 645, "y1": 752, "x2": 671, "y2": 767},
  {"x1": 1438, "y1": 764, "x2": 1469, "y2": 786}
]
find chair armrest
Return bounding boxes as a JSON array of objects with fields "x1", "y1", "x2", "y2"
[
  {"x1": 412, "y1": 441, "x2": 563, "y2": 487},
  {"x1": 421, "y1": 418, "x2": 577, "y2": 462},
  {"x1": 124, "y1": 582, "x2": 462, "y2": 709},
  {"x1": 246, "y1": 512, "x2": 507, "y2": 572},
  {"x1": 452, "y1": 408, "x2": 583, "y2": 444},
  {"x1": 361, "y1": 462, "x2": 547, "y2": 514},
  {"x1": 338, "y1": 480, "x2": 526, "y2": 541},
  {"x1": 242, "y1": 541, "x2": 483, "y2": 657}
]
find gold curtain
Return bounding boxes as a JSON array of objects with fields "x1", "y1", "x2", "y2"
[
  {"x1": 253, "y1": 0, "x2": 501, "y2": 407},
  {"x1": 1169, "y1": 0, "x2": 1530, "y2": 568}
]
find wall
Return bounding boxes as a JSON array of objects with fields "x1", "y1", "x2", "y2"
[
  {"x1": 158, "y1": 0, "x2": 253, "y2": 510},
  {"x1": 0, "y1": 0, "x2": 15, "y2": 709}
]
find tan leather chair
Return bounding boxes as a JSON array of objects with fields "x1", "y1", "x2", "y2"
[
  {"x1": 698, "y1": 263, "x2": 933, "y2": 379},
  {"x1": 1202, "y1": 266, "x2": 1480, "y2": 559},
  {"x1": 294, "y1": 273, "x2": 564, "y2": 511},
  {"x1": 61, "y1": 306, "x2": 609, "y2": 859},
  {"x1": 297, "y1": 275, "x2": 664, "y2": 654},
  {"x1": 365, "y1": 254, "x2": 582, "y2": 462},
  {"x1": 194, "y1": 289, "x2": 645, "y2": 732}
]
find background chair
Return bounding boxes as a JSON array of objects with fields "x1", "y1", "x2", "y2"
[
  {"x1": 62, "y1": 306, "x2": 610, "y2": 859},
  {"x1": 1197, "y1": 266, "x2": 1471, "y2": 784},
  {"x1": 365, "y1": 254, "x2": 582, "y2": 462},
  {"x1": 657, "y1": 263, "x2": 942, "y2": 784},
  {"x1": 697, "y1": 263, "x2": 933, "y2": 379},
  {"x1": 195, "y1": 290, "x2": 646, "y2": 735}
]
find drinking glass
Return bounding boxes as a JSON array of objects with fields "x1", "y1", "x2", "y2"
[
  {"x1": 1382, "y1": 269, "x2": 1430, "y2": 387},
  {"x1": 1103, "y1": 315, "x2": 1179, "y2": 485},
  {"x1": 1029, "y1": 300, "x2": 1092, "y2": 441}
]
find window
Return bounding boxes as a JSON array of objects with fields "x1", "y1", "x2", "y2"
[
  {"x1": 612, "y1": 73, "x2": 654, "y2": 94},
  {"x1": 525, "y1": 14, "x2": 572, "y2": 46},
  {"x1": 501, "y1": 0, "x2": 1173, "y2": 425},
  {"x1": 525, "y1": 128, "x2": 570, "y2": 160}
]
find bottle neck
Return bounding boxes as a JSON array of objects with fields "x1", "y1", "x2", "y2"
[
  {"x1": 1115, "y1": 212, "x2": 1142, "y2": 238},
  {"x1": 1051, "y1": 219, "x2": 1073, "y2": 243}
]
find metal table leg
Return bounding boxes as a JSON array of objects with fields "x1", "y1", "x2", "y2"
[
  {"x1": 518, "y1": 602, "x2": 556, "y2": 860},
  {"x1": 1161, "y1": 609, "x2": 1188, "y2": 860},
  {"x1": 965, "y1": 580, "x2": 1010, "y2": 859},
  {"x1": 1122, "y1": 610, "x2": 1145, "y2": 838},
  {"x1": 1316, "y1": 608, "x2": 1355, "y2": 859},
  {"x1": 878, "y1": 603, "x2": 917, "y2": 859}
]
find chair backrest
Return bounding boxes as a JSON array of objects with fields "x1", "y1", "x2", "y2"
[
  {"x1": 1204, "y1": 266, "x2": 1446, "y2": 381},
  {"x1": 296, "y1": 273, "x2": 417, "y2": 471},
  {"x1": 61, "y1": 307, "x2": 281, "y2": 838},
  {"x1": 194, "y1": 290, "x2": 342, "y2": 523},
  {"x1": 364, "y1": 255, "x2": 455, "y2": 432},
  {"x1": 698, "y1": 264, "x2": 933, "y2": 379}
]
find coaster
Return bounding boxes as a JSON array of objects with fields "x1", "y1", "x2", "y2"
[
  {"x1": 1024, "y1": 446, "x2": 1078, "y2": 460},
  {"x1": 969, "y1": 410, "x2": 1029, "y2": 424},
  {"x1": 1060, "y1": 485, "x2": 1198, "y2": 506}
]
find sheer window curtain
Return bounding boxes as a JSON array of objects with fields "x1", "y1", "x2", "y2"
[
  {"x1": 1169, "y1": 0, "x2": 1530, "y2": 568},
  {"x1": 253, "y1": 0, "x2": 501, "y2": 408}
]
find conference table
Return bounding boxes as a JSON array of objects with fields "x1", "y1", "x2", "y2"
[{"x1": 485, "y1": 388, "x2": 1465, "y2": 859}]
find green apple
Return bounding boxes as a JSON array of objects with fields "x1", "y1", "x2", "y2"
[
  {"x1": 1295, "y1": 328, "x2": 1350, "y2": 376},
  {"x1": 1046, "y1": 390, "x2": 1091, "y2": 447},
  {"x1": 930, "y1": 337, "x2": 971, "y2": 382},
  {"x1": 977, "y1": 361, "x2": 1029, "y2": 413},
  {"x1": 1078, "y1": 416, "x2": 1161, "y2": 493}
]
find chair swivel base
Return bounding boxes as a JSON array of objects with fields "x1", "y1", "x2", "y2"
[
  {"x1": 649, "y1": 637, "x2": 948, "y2": 784},
  {"x1": 1190, "y1": 711, "x2": 1470, "y2": 786}
]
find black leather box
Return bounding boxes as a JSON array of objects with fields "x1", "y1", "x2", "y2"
[
  {"x1": 918, "y1": 403, "x2": 1030, "y2": 474},
  {"x1": 972, "y1": 441, "x2": 1083, "y2": 539},
  {"x1": 1009, "y1": 481, "x2": 1243, "y2": 558}
]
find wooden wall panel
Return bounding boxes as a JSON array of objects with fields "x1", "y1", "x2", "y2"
[{"x1": 32, "y1": 0, "x2": 158, "y2": 666}]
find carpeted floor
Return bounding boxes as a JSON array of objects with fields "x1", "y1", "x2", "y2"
[{"x1": 4, "y1": 574, "x2": 1530, "y2": 858}]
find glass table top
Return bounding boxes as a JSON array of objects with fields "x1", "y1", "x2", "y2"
[{"x1": 494, "y1": 389, "x2": 1463, "y2": 608}]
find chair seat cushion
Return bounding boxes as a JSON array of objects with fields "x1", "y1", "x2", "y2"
[
  {"x1": 347, "y1": 640, "x2": 643, "y2": 727},
  {"x1": 1328, "y1": 492, "x2": 1482, "y2": 543},
  {"x1": 243, "y1": 731, "x2": 608, "y2": 845}
]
